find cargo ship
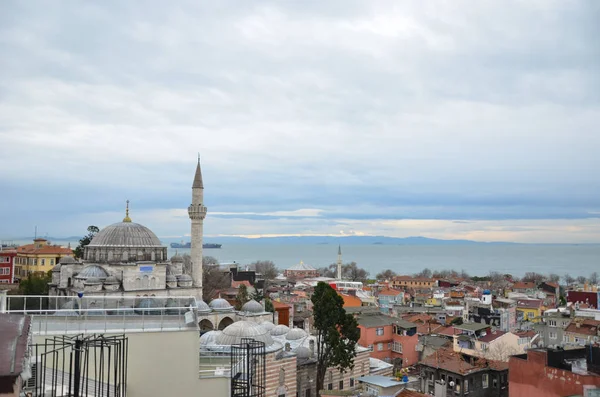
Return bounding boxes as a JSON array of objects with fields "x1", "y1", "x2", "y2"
[{"x1": 170, "y1": 242, "x2": 222, "y2": 249}]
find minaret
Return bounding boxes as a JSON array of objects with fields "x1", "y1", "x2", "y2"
[
  {"x1": 188, "y1": 156, "x2": 207, "y2": 297},
  {"x1": 337, "y1": 245, "x2": 343, "y2": 280}
]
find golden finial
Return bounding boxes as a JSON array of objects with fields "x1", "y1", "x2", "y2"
[{"x1": 123, "y1": 200, "x2": 132, "y2": 222}]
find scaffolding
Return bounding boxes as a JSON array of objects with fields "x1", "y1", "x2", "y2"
[{"x1": 230, "y1": 338, "x2": 266, "y2": 397}]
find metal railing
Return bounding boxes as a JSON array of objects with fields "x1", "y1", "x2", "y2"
[{"x1": 2, "y1": 294, "x2": 199, "y2": 335}]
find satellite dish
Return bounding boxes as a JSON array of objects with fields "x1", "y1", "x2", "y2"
[{"x1": 449, "y1": 381, "x2": 455, "y2": 387}]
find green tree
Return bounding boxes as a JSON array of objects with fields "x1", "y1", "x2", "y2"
[
  {"x1": 74, "y1": 225, "x2": 99, "y2": 259},
  {"x1": 311, "y1": 282, "x2": 360, "y2": 396},
  {"x1": 264, "y1": 297, "x2": 275, "y2": 313},
  {"x1": 19, "y1": 271, "x2": 52, "y2": 295},
  {"x1": 235, "y1": 284, "x2": 250, "y2": 310}
]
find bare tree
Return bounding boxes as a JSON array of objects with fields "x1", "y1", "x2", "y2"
[
  {"x1": 576, "y1": 276, "x2": 587, "y2": 285},
  {"x1": 203, "y1": 263, "x2": 231, "y2": 302},
  {"x1": 488, "y1": 271, "x2": 504, "y2": 282},
  {"x1": 523, "y1": 272, "x2": 546, "y2": 285},
  {"x1": 484, "y1": 340, "x2": 521, "y2": 362},
  {"x1": 318, "y1": 264, "x2": 337, "y2": 278},
  {"x1": 563, "y1": 274, "x2": 575, "y2": 286},
  {"x1": 548, "y1": 273, "x2": 561, "y2": 283},
  {"x1": 376, "y1": 269, "x2": 397, "y2": 280},
  {"x1": 342, "y1": 262, "x2": 369, "y2": 282},
  {"x1": 415, "y1": 268, "x2": 432, "y2": 278},
  {"x1": 250, "y1": 260, "x2": 278, "y2": 285},
  {"x1": 589, "y1": 272, "x2": 599, "y2": 285}
]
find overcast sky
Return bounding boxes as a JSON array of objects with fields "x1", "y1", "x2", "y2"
[{"x1": 1, "y1": 1, "x2": 599, "y2": 243}]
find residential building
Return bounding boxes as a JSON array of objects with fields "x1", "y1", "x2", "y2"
[
  {"x1": 284, "y1": 261, "x2": 320, "y2": 279},
  {"x1": 532, "y1": 310, "x2": 571, "y2": 348},
  {"x1": 516, "y1": 299, "x2": 543, "y2": 323},
  {"x1": 563, "y1": 318, "x2": 600, "y2": 347},
  {"x1": 391, "y1": 276, "x2": 437, "y2": 289},
  {"x1": 377, "y1": 288, "x2": 404, "y2": 314},
  {"x1": 538, "y1": 281, "x2": 560, "y2": 308},
  {"x1": 357, "y1": 375, "x2": 419, "y2": 396},
  {"x1": 420, "y1": 348, "x2": 509, "y2": 397},
  {"x1": 0, "y1": 249, "x2": 17, "y2": 284},
  {"x1": 14, "y1": 239, "x2": 72, "y2": 279},
  {"x1": 350, "y1": 307, "x2": 418, "y2": 366},
  {"x1": 568, "y1": 290, "x2": 599, "y2": 309},
  {"x1": 452, "y1": 323, "x2": 530, "y2": 361},
  {"x1": 511, "y1": 281, "x2": 537, "y2": 296},
  {"x1": 509, "y1": 347, "x2": 600, "y2": 397}
]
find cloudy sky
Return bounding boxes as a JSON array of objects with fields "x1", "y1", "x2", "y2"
[{"x1": 1, "y1": 1, "x2": 599, "y2": 243}]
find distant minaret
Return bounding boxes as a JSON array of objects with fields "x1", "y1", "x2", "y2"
[
  {"x1": 337, "y1": 245, "x2": 343, "y2": 280},
  {"x1": 188, "y1": 156, "x2": 207, "y2": 297}
]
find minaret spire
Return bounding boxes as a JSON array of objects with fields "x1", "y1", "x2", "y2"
[
  {"x1": 337, "y1": 244, "x2": 343, "y2": 280},
  {"x1": 188, "y1": 156, "x2": 207, "y2": 299},
  {"x1": 123, "y1": 200, "x2": 132, "y2": 222}
]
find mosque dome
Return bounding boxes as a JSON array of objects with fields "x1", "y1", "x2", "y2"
[
  {"x1": 134, "y1": 298, "x2": 161, "y2": 314},
  {"x1": 270, "y1": 324, "x2": 290, "y2": 336},
  {"x1": 59, "y1": 256, "x2": 79, "y2": 265},
  {"x1": 241, "y1": 300, "x2": 264, "y2": 314},
  {"x1": 88, "y1": 222, "x2": 162, "y2": 248},
  {"x1": 103, "y1": 276, "x2": 119, "y2": 284},
  {"x1": 260, "y1": 321, "x2": 275, "y2": 332},
  {"x1": 76, "y1": 265, "x2": 109, "y2": 279},
  {"x1": 166, "y1": 274, "x2": 177, "y2": 282},
  {"x1": 209, "y1": 298, "x2": 234, "y2": 312},
  {"x1": 295, "y1": 346, "x2": 311, "y2": 359},
  {"x1": 286, "y1": 328, "x2": 308, "y2": 340},
  {"x1": 84, "y1": 277, "x2": 102, "y2": 285},
  {"x1": 200, "y1": 330, "x2": 223, "y2": 346},
  {"x1": 217, "y1": 321, "x2": 274, "y2": 346},
  {"x1": 171, "y1": 254, "x2": 184, "y2": 263},
  {"x1": 197, "y1": 300, "x2": 211, "y2": 313},
  {"x1": 51, "y1": 264, "x2": 62, "y2": 272}
]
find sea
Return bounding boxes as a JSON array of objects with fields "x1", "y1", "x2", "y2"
[
  {"x1": 168, "y1": 244, "x2": 598, "y2": 278},
  {"x1": 10, "y1": 240, "x2": 598, "y2": 278}
]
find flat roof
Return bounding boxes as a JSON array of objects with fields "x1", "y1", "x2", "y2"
[
  {"x1": 358, "y1": 375, "x2": 406, "y2": 388},
  {"x1": 454, "y1": 323, "x2": 489, "y2": 332}
]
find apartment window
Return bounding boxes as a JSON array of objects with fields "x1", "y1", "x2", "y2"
[
  {"x1": 33, "y1": 259, "x2": 37, "y2": 266},
  {"x1": 368, "y1": 345, "x2": 373, "y2": 352},
  {"x1": 41, "y1": 259, "x2": 46, "y2": 266},
  {"x1": 50, "y1": 258, "x2": 54, "y2": 266},
  {"x1": 377, "y1": 343, "x2": 384, "y2": 351},
  {"x1": 0, "y1": 268, "x2": 9, "y2": 275},
  {"x1": 482, "y1": 374, "x2": 489, "y2": 388},
  {"x1": 376, "y1": 327, "x2": 384, "y2": 336},
  {"x1": 350, "y1": 378, "x2": 355, "y2": 387},
  {"x1": 0, "y1": 280, "x2": 8, "y2": 283},
  {"x1": 464, "y1": 378, "x2": 469, "y2": 393},
  {"x1": 393, "y1": 341, "x2": 403, "y2": 353},
  {"x1": 548, "y1": 320, "x2": 557, "y2": 327},
  {"x1": 387, "y1": 342, "x2": 391, "y2": 350},
  {"x1": 339, "y1": 380, "x2": 343, "y2": 390},
  {"x1": 549, "y1": 332, "x2": 557, "y2": 340},
  {"x1": 327, "y1": 383, "x2": 332, "y2": 391},
  {"x1": 481, "y1": 343, "x2": 489, "y2": 352},
  {"x1": 493, "y1": 376, "x2": 498, "y2": 388}
]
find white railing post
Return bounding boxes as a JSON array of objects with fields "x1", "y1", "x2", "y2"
[{"x1": 0, "y1": 290, "x2": 7, "y2": 313}]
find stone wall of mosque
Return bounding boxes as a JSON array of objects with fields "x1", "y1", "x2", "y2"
[
  {"x1": 84, "y1": 246, "x2": 168, "y2": 263},
  {"x1": 266, "y1": 352, "x2": 297, "y2": 397}
]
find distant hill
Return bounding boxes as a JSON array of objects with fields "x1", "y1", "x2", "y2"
[{"x1": 195, "y1": 235, "x2": 517, "y2": 245}]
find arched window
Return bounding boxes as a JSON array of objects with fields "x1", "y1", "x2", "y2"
[
  {"x1": 107, "y1": 251, "x2": 113, "y2": 261},
  {"x1": 122, "y1": 251, "x2": 128, "y2": 261},
  {"x1": 151, "y1": 251, "x2": 155, "y2": 261},
  {"x1": 143, "y1": 275, "x2": 150, "y2": 288}
]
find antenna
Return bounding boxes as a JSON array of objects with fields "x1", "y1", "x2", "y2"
[{"x1": 34, "y1": 225, "x2": 37, "y2": 239}]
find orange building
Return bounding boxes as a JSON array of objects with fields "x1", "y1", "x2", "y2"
[
  {"x1": 14, "y1": 239, "x2": 73, "y2": 280},
  {"x1": 338, "y1": 292, "x2": 362, "y2": 308},
  {"x1": 349, "y1": 307, "x2": 418, "y2": 367}
]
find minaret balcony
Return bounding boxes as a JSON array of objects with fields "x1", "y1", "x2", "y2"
[{"x1": 188, "y1": 204, "x2": 207, "y2": 220}]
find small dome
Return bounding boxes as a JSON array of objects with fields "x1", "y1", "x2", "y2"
[
  {"x1": 51, "y1": 264, "x2": 62, "y2": 272},
  {"x1": 177, "y1": 274, "x2": 192, "y2": 281},
  {"x1": 103, "y1": 276, "x2": 119, "y2": 284},
  {"x1": 166, "y1": 274, "x2": 177, "y2": 282},
  {"x1": 260, "y1": 321, "x2": 275, "y2": 331},
  {"x1": 84, "y1": 277, "x2": 102, "y2": 285},
  {"x1": 171, "y1": 254, "x2": 184, "y2": 263},
  {"x1": 270, "y1": 324, "x2": 290, "y2": 336},
  {"x1": 217, "y1": 321, "x2": 274, "y2": 346},
  {"x1": 200, "y1": 330, "x2": 223, "y2": 346},
  {"x1": 59, "y1": 256, "x2": 79, "y2": 265},
  {"x1": 286, "y1": 327, "x2": 308, "y2": 340},
  {"x1": 295, "y1": 346, "x2": 311, "y2": 359},
  {"x1": 209, "y1": 298, "x2": 234, "y2": 312},
  {"x1": 134, "y1": 298, "x2": 161, "y2": 314},
  {"x1": 197, "y1": 300, "x2": 211, "y2": 313},
  {"x1": 241, "y1": 300, "x2": 264, "y2": 314},
  {"x1": 76, "y1": 265, "x2": 109, "y2": 279},
  {"x1": 61, "y1": 300, "x2": 80, "y2": 310}
]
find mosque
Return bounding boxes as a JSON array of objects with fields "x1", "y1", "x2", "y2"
[{"x1": 49, "y1": 159, "x2": 208, "y2": 300}]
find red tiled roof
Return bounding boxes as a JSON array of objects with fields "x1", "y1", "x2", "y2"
[
  {"x1": 393, "y1": 275, "x2": 436, "y2": 282},
  {"x1": 517, "y1": 299, "x2": 542, "y2": 309},
  {"x1": 436, "y1": 326, "x2": 455, "y2": 337},
  {"x1": 544, "y1": 282, "x2": 559, "y2": 289},
  {"x1": 231, "y1": 280, "x2": 252, "y2": 288},
  {"x1": 17, "y1": 243, "x2": 72, "y2": 255},
  {"x1": 378, "y1": 288, "x2": 402, "y2": 296},
  {"x1": 513, "y1": 282, "x2": 536, "y2": 290},
  {"x1": 420, "y1": 348, "x2": 508, "y2": 375},
  {"x1": 564, "y1": 319, "x2": 600, "y2": 336},
  {"x1": 477, "y1": 330, "x2": 506, "y2": 343}
]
